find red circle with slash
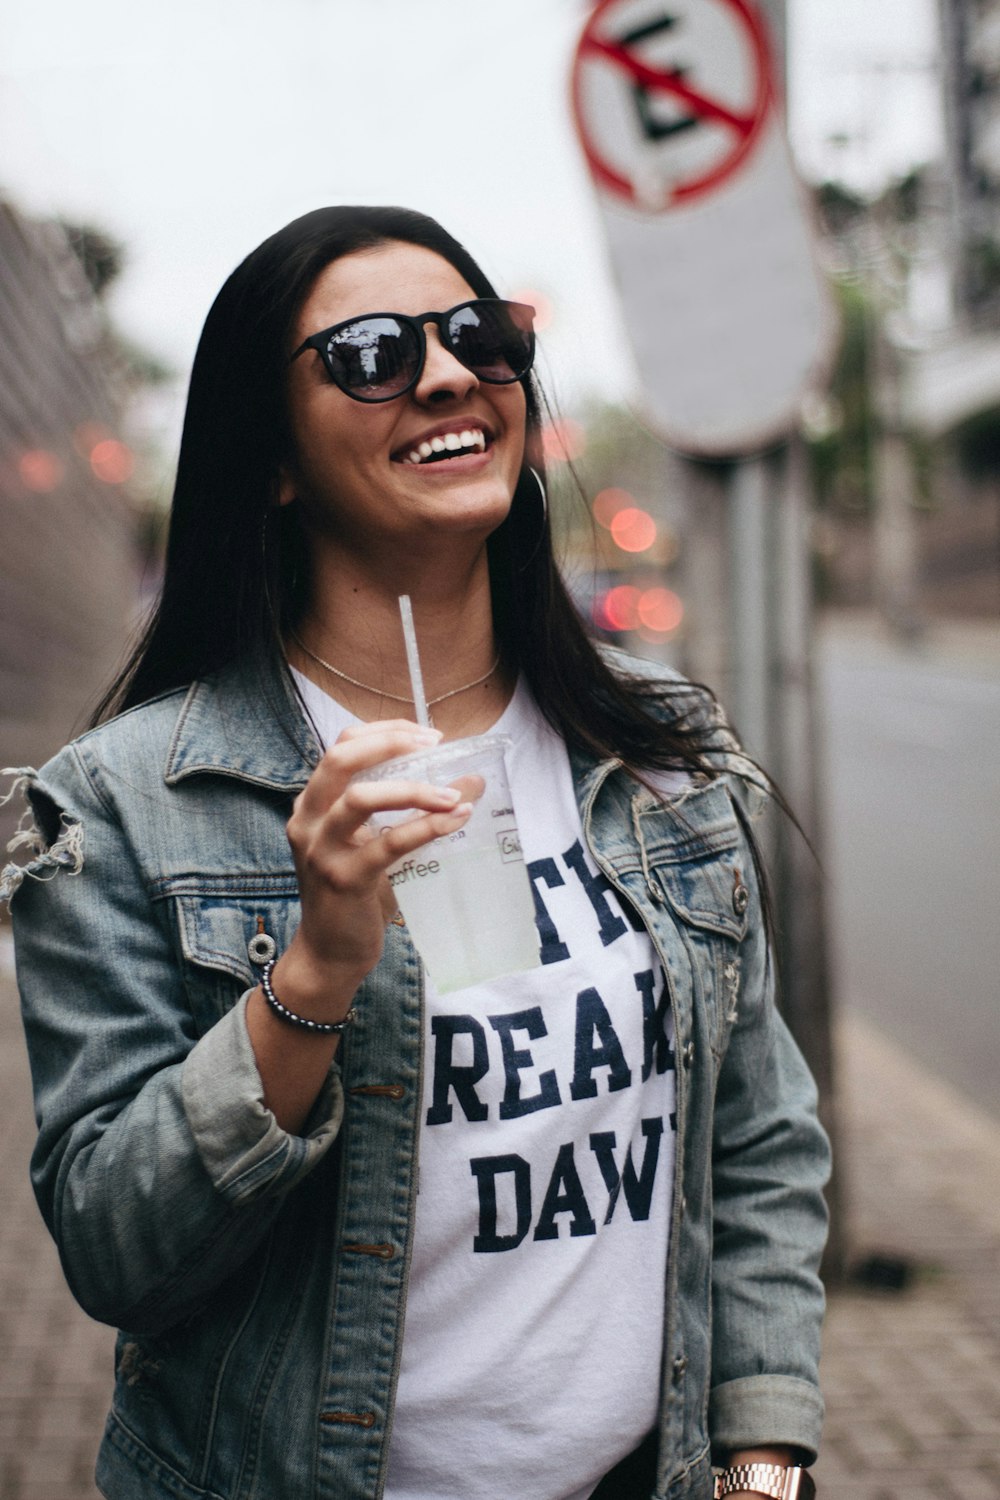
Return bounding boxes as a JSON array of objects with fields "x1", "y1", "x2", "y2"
[{"x1": 571, "y1": 0, "x2": 775, "y2": 209}]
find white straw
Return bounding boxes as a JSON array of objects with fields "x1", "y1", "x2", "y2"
[{"x1": 398, "y1": 595, "x2": 431, "y2": 728}]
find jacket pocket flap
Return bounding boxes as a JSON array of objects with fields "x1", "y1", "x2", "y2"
[
  {"x1": 652, "y1": 852, "x2": 748, "y2": 940},
  {"x1": 174, "y1": 891, "x2": 301, "y2": 986},
  {"x1": 636, "y1": 782, "x2": 749, "y2": 940}
]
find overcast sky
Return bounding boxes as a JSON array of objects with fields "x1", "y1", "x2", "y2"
[{"x1": 0, "y1": 0, "x2": 941, "y2": 431}]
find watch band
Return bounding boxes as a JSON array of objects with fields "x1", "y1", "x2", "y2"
[{"x1": 713, "y1": 1462, "x2": 816, "y2": 1499}]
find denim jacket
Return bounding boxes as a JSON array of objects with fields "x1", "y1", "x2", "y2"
[{"x1": 3, "y1": 653, "x2": 829, "y2": 1500}]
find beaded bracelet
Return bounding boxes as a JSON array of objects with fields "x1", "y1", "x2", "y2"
[{"x1": 260, "y1": 959, "x2": 357, "y2": 1035}]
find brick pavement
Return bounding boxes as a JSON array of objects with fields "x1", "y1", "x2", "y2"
[
  {"x1": 0, "y1": 935, "x2": 112, "y2": 1500},
  {"x1": 1, "y1": 928, "x2": 998, "y2": 1499},
  {"x1": 813, "y1": 1014, "x2": 1000, "y2": 1499}
]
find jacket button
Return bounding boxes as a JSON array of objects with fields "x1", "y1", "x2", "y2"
[
  {"x1": 732, "y1": 882, "x2": 749, "y2": 916},
  {"x1": 646, "y1": 878, "x2": 666, "y2": 905},
  {"x1": 672, "y1": 1354, "x2": 688, "y2": 1381},
  {"x1": 247, "y1": 930, "x2": 277, "y2": 966},
  {"x1": 682, "y1": 1041, "x2": 695, "y2": 1068}
]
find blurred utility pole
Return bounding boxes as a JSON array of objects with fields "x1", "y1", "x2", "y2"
[{"x1": 937, "y1": 0, "x2": 1000, "y2": 328}]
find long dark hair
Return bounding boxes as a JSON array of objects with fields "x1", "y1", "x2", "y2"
[{"x1": 93, "y1": 206, "x2": 734, "y2": 780}]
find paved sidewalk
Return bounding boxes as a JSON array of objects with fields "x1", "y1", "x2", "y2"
[
  {"x1": 0, "y1": 942, "x2": 113, "y2": 1500},
  {"x1": 1, "y1": 932, "x2": 998, "y2": 1498},
  {"x1": 813, "y1": 1014, "x2": 1000, "y2": 1499}
]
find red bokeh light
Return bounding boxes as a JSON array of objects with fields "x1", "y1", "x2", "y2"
[
  {"x1": 541, "y1": 417, "x2": 586, "y2": 465},
  {"x1": 637, "y1": 587, "x2": 684, "y2": 635},
  {"x1": 592, "y1": 487, "x2": 633, "y2": 529},
  {"x1": 594, "y1": 584, "x2": 641, "y2": 632},
  {"x1": 89, "y1": 439, "x2": 134, "y2": 484},
  {"x1": 18, "y1": 449, "x2": 64, "y2": 493},
  {"x1": 610, "y1": 507, "x2": 657, "y2": 553},
  {"x1": 594, "y1": 584, "x2": 684, "y2": 638}
]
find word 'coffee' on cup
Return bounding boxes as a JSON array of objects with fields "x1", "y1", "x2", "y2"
[
  {"x1": 389, "y1": 857, "x2": 442, "y2": 888},
  {"x1": 358, "y1": 733, "x2": 540, "y2": 993}
]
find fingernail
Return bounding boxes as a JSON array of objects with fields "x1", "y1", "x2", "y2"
[
  {"x1": 413, "y1": 727, "x2": 443, "y2": 742},
  {"x1": 437, "y1": 787, "x2": 461, "y2": 804},
  {"x1": 452, "y1": 802, "x2": 474, "y2": 817}
]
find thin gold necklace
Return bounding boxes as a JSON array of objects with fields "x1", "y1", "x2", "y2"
[{"x1": 291, "y1": 631, "x2": 501, "y2": 708}]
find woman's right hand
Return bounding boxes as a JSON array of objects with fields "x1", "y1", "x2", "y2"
[
  {"x1": 271, "y1": 719, "x2": 473, "y2": 1023},
  {"x1": 246, "y1": 720, "x2": 474, "y2": 1134}
]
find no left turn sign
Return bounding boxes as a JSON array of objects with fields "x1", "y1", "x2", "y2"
[{"x1": 572, "y1": 0, "x2": 776, "y2": 211}]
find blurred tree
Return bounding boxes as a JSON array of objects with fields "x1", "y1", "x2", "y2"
[
  {"x1": 803, "y1": 274, "x2": 876, "y2": 521},
  {"x1": 60, "y1": 221, "x2": 125, "y2": 298}
]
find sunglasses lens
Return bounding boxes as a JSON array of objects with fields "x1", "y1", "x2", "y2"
[
  {"x1": 448, "y1": 302, "x2": 535, "y2": 384},
  {"x1": 324, "y1": 316, "x2": 421, "y2": 400}
]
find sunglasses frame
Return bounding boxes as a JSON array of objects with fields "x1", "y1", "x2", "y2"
[{"x1": 289, "y1": 298, "x2": 535, "y2": 403}]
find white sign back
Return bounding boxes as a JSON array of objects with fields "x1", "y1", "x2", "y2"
[{"x1": 572, "y1": 0, "x2": 836, "y2": 456}]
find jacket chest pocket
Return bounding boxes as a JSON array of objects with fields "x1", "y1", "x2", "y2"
[
  {"x1": 168, "y1": 883, "x2": 302, "y2": 1034},
  {"x1": 637, "y1": 782, "x2": 750, "y2": 1062}
]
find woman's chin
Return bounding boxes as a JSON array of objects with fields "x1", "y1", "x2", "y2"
[{"x1": 396, "y1": 467, "x2": 516, "y2": 531}]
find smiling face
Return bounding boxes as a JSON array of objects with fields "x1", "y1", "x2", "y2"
[{"x1": 280, "y1": 241, "x2": 528, "y2": 567}]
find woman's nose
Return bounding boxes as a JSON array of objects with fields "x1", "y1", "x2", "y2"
[{"x1": 413, "y1": 323, "x2": 479, "y2": 403}]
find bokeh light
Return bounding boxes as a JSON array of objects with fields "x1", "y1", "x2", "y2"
[
  {"x1": 89, "y1": 438, "x2": 134, "y2": 484},
  {"x1": 637, "y1": 587, "x2": 684, "y2": 634},
  {"x1": 610, "y1": 506, "x2": 657, "y2": 553},
  {"x1": 541, "y1": 417, "x2": 587, "y2": 465},
  {"x1": 594, "y1": 584, "x2": 641, "y2": 632},
  {"x1": 18, "y1": 449, "x2": 64, "y2": 493},
  {"x1": 594, "y1": 583, "x2": 684, "y2": 638},
  {"x1": 592, "y1": 487, "x2": 633, "y2": 529}
]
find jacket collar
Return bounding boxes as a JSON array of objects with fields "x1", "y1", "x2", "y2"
[
  {"x1": 162, "y1": 654, "x2": 606, "y2": 800},
  {"x1": 164, "y1": 652, "x2": 322, "y2": 793}
]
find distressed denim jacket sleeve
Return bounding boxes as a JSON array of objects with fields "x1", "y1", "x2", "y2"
[{"x1": 4, "y1": 740, "x2": 343, "y2": 1337}]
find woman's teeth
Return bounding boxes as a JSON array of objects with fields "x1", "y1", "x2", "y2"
[{"x1": 403, "y1": 429, "x2": 487, "y2": 465}]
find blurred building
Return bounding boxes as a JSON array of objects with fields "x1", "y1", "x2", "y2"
[
  {"x1": 939, "y1": 0, "x2": 1000, "y2": 325},
  {"x1": 0, "y1": 200, "x2": 141, "y2": 853},
  {"x1": 802, "y1": 0, "x2": 1000, "y2": 626}
]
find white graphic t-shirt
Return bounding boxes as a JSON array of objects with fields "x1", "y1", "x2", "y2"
[{"x1": 293, "y1": 671, "x2": 681, "y2": 1500}]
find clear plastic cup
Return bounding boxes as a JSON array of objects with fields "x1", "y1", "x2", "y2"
[{"x1": 360, "y1": 733, "x2": 540, "y2": 993}]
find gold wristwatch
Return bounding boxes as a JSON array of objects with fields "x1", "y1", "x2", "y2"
[{"x1": 713, "y1": 1463, "x2": 816, "y2": 1498}]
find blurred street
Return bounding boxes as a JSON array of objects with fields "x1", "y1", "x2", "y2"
[
  {"x1": 0, "y1": 613, "x2": 998, "y2": 1498},
  {"x1": 818, "y1": 611, "x2": 1000, "y2": 1121}
]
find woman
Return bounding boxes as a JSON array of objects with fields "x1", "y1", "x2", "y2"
[{"x1": 2, "y1": 207, "x2": 829, "y2": 1500}]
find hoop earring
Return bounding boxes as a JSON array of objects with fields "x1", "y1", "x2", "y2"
[
  {"x1": 528, "y1": 467, "x2": 547, "y2": 518},
  {"x1": 261, "y1": 507, "x2": 278, "y2": 624}
]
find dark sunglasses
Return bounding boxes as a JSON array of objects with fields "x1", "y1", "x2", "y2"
[{"x1": 289, "y1": 298, "x2": 535, "y2": 403}]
